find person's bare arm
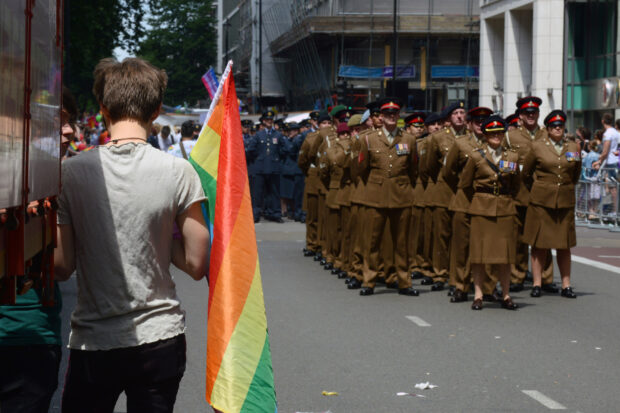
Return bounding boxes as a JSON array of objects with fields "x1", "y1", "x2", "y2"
[
  {"x1": 54, "y1": 224, "x2": 75, "y2": 281},
  {"x1": 595, "y1": 140, "x2": 611, "y2": 166},
  {"x1": 172, "y1": 202, "x2": 210, "y2": 280}
]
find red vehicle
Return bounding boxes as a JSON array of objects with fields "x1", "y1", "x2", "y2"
[{"x1": 0, "y1": 0, "x2": 64, "y2": 305}]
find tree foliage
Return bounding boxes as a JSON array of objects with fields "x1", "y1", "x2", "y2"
[
  {"x1": 138, "y1": 0, "x2": 217, "y2": 106},
  {"x1": 63, "y1": 0, "x2": 122, "y2": 110},
  {"x1": 63, "y1": 0, "x2": 216, "y2": 110}
]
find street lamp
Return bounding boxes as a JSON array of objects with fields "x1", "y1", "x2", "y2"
[{"x1": 224, "y1": 21, "x2": 231, "y2": 62}]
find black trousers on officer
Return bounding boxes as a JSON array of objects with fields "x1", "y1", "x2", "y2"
[
  {"x1": 253, "y1": 173, "x2": 281, "y2": 219},
  {"x1": 293, "y1": 175, "x2": 305, "y2": 220}
]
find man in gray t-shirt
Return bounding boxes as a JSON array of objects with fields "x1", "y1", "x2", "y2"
[{"x1": 54, "y1": 57, "x2": 210, "y2": 413}]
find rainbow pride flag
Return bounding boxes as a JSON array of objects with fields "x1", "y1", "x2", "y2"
[{"x1": 189, "y1": 61, "x2": 277, "y2": 413}]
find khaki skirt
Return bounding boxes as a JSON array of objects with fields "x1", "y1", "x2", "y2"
[
  {"x1": 523, "y1": 204, "x2": 576, "y2": 249},
  {"x1": 469, "y1": 215, "x2": 517, "y2": 264}
]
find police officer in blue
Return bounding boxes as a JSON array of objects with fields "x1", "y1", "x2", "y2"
[
  {"x1": 250, "y1": 111, "x2": 286, "y2": 223},
  {"x1": 242, "y1": 119, "x2": 259, "y2": 221},
  {"x1": 281, "y1": 122, "x2": 306, "y2": 222}
]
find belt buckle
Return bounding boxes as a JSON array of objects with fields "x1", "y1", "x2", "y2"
[{"x1": 493, "y1": 184, "x2": 499, "y2": 196}]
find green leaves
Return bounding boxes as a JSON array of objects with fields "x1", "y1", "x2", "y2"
[{"x1": 63, "y1": 0, "x2": 216, "y2": 110}]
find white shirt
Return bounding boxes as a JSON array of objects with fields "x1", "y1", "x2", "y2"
[
  {"x1": 167, "y1": 140, "x2": 197, "y2": 159},
  {"x1": 158, "y1": 133, "x2": 175, "y2": 151},
  {"x1": 602, "y1": 127, "x2": 620, "y2": 166},
  {"x1": 58, "y1": 143, "x2": 205, "y2": 350}
]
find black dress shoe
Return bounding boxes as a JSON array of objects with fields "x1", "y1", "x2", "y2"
[
  {"x1": 254, "y1": 216, "x2": 260, "y2": 223},
  {"x1": 542, "y1": 283, "x2": 559, "y2": 294},
  {"x1": 274, "y1": 217, "x2": 284, "y2": 223},
  {"x1": 398, "y1": 287, "x2": 420, "y2": 296},
  {"x1": 420, "y1": 276, "x2": 434, "y2": 285},
  {"x1": 337, "y1": 271, "x2": 348, "y2": 279},
  {"x1": 319, "y1": 258, "x2": 327, "y2": 265},
  {"x1": 347, "y1": 279, "x2": 362, "y2": 289},
  {"x1": 324, "y1": 262, "x2": 333, "y2": 270},
  {"x1": 411, "y1": 271, "x2": 424, "y2": 280},
  {"x1": 501, "y1": 297, "x2": 519, "y2": 310},
  {"x1": 331, "y1": 268, "x2": 341, "y2": 275},
  {"x1": 447, "y1": 286, "x2": 455, "y2": 296},
  {"x1": 530, "y1": 286, "x2": 542, "y2": 298},
  {"x1": 450, "y1": 289, "x2": 468, "y2": 303},
  {"x1": 359, "y1": 287, "x2": 374, "y2": 296},
  {"x1": 431, "y1": 281, "x2": 445, "y2": 291},
  {"x1": 300, "y1": 218, "x2": 306, "y2": 223},
  {"x1": 561, "y1": 286, "x2": 577, "y2": 298},
  {"x1": 471, "y1": 298, "x2": 483, "y2": 310},
  {"x1": 509, "y1": 283, "x2": 524, "y2": 292},
  {"x1": 314, "y1": 253, "x2": 323, "y2": 261},
  {"x1": 344, "y1": 277, "x2": 352, "y2": 284},
  {"x1": 303, "y1": 249, "x2": 315, "y2": 257}
]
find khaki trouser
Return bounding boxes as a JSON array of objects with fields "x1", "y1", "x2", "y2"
[
  {"x1": 305, "y1": 193, "x2": 319, "y2": 252},
  {"x1": 409, "y1": 206, "x2": 426, "y2": 272},
  {"x1": 349, "y1": 204, "x2": 366, "y2": 282},
  {"x1": 431, "y1": 206, "x2": 451, "y2": 282},
  {"x1": 326, "y1": 206, "x2": 341, "y2": 265},
  {"x1": 422, "y1": 207, "x2": 435, "y2": 276},
  {"x1": 451, "y1": 211, "x2": 470, "y2": 291},
  {"x1": 338, "y1": 205, "x2": 352, "y2": 272},
  {"x1": 318, "y1": 193, "x2": 327, "y2": 257},
  {"x1": 362, "y1": 207, "x2": 412, "y2": 289}
]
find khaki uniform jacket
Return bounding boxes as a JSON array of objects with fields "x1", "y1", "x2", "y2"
[
  {"x1": 319, "y1": 138, "x2": 352, "y2": 208},
  {"x1": 521, "y1": 137, "x2": 581, "y2": 209},
  {"x1": 357, "y1": 127, "x2": 417, "y2": 208},
  {"x1": 425, "y1": 127, "x2": 461, "y2": 208},
  {"x1": 459, "y1": 145, "x2": 520, "y2": 217},
  {"x1": 315, "y1": 127, "x2": 338, "y2": 195},
  {"x1": 298, "y1": 130, "x2": 323, "y2": 196},
  {"x1": 349, "y1": 129, "x2": 370, "y2": 204},
  {"x1": 504, "y1": 126, "x2": 547, "y2": 206},
  {"x1": 443, "y1": 133, "x2": 484, "y2": 213},
  {"x1": 413, "y1": 136, "x2": 429, "y2": 207}
]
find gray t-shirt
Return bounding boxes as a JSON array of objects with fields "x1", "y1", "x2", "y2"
[{"x1": 58, "y1": 142, "x2": 206, "y2": 350}]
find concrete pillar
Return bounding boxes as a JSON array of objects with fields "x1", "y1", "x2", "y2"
[
  {"x1": 532, "y1": 0, "x2": 564, "y2": 116},
  {"x1": 504, "y1": 9, "x2": 533, "y2": 115},
  {"x1": 480, "y1": 16, "x2": 505, "y2": 113}
]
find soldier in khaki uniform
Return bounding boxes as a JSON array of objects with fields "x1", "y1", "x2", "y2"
[
  {"x1": 443, "y1": 107, "x2": 492, "y2": 302},
  {"x1": 459, "y1": 116, "x2": 521, "y2": 310},
  {"x1": 404, "y1": 112, "x2": 428, "y2": 278},
  {"x1": 348, "y1": 102, "x2": 388, "y2": 289},
  {"x1": 419, "y1": 114, "x2": 443, "y2": 284},
  {"x1": 299, "y1": 113, "x2": 332, "y2": 259},
  {"x1": 357, "y1": 98, "x2": 419, "y2": 296},
  {"x1": 522, "y1": 110, "x2": 580, "y2": 299},
  {"x1": 315, "y1": 106, "x2": 351, "y2": 270},
  {"x1": 345, "y1": 114, "x2": 369, "y2": 289},
  {"x1": 505, "y1": 97, "x2": 556, "y2": 294},
  {"x1": 424, "y1": 101, "x2": 468, "y2": 291},
  {"x1": 320, "y1": 124, "x2": 354, "y2": 278}
]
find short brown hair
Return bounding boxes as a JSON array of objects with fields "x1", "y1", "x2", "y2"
[
  {"x1": 92, "y1": 57, "x2": 167, "y2": 123},
  {"x1": 602, "y1": 112, "x2": 614, "y2": 126}
]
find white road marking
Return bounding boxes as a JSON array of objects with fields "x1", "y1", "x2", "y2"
[
  {"x1": 406, "y1": 316, "x2": 431, "y2": 327},
  {"x1": 598, "y1": 255, "x2": 620, "y2": 258},
  {"x1": 522, "y1": 390, "x2": 566, "y2": 410},
  {"x1": 571, "y1": 254, "x2": 620, "y2": 275}
]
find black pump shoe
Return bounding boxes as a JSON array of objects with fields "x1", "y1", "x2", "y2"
[{"x1": 561, "y1": 287, "x2": 577, "y2": 298}]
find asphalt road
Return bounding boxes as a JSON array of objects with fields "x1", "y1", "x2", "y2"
[{"x1": 49, "y1": 223, "x2": 620, "y2": 412}]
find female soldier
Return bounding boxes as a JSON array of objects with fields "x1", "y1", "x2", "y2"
[
  {"x1": 522, "y1": 111, "x2": 581, "y2": 298},
  {"x1": 459, "y1": 116, "x2": 520, "y2": 310}
]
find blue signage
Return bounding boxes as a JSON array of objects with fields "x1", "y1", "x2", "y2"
[
  {"x1": 431, "y1": 65, "x2": 479, "y2": 79},
  {"x1": 338, "y1": 65, "x2": 416, "y2": 79}
]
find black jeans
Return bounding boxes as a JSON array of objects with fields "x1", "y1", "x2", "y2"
[
  {"x1": 62, "y1": 334, "x2": 186, "y2": 413},
  {"x1": 0, "y1": 344, "x2": 61, "y2": 413}
]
